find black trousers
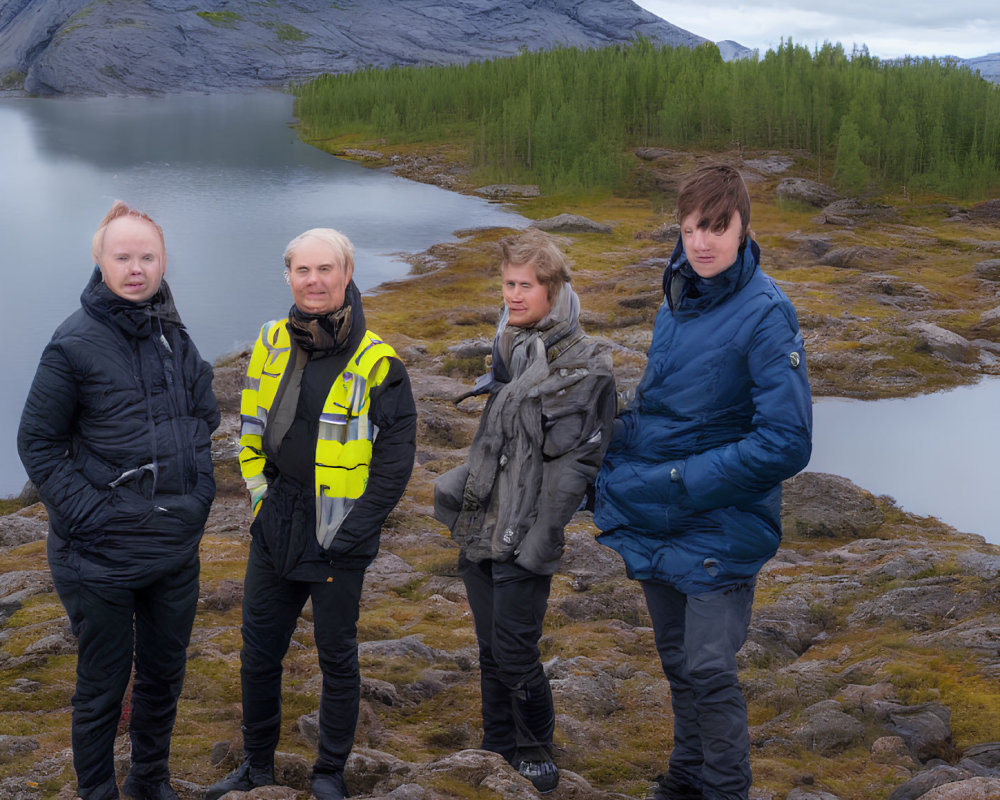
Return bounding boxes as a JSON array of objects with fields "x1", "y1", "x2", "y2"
[
  {"x1": 240, "y1": 536, "x2": 365, "y2": 775},
  {"x1": 460, "y1": 555, "x2": 554, "y2": 764},
  {"x1": 52, "y1": 554, "x2": 199, "y2": 798}
]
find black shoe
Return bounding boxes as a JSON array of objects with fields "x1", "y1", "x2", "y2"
[
  {"x1": 121, "y1": 776, "x2": 180, "y2": 800},
  {"x1": 649, "y1": 773, "x2": 703, "y2": 800},
  {"x1": 310, "y1": 772, "x2": 348, "y2": 800},
  {"x1": 516, "y1": 759, "x2": 559, "y2": 794},
  {"x1": 204, "y1": 760, "x2": 275, "y2": 800}
]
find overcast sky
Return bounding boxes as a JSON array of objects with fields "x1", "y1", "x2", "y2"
[{"x1": 634, "y1": 1, "x2": 999, "y2": 61}]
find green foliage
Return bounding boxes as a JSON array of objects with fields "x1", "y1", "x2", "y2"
[
  {"x1": 274, "y1": 23, "x2": 308, "y2": 43},
  {"x1": 835, "y1": 118, "x2": 869, "y2": 194},
  {"x1": 294, "y1": 38, "x2": 1000, "y2": 198},
  {"x1": 0, "y1": 71, "x2": 25, "y2": 90},
  {"x1": 197, "y1": 10, "x2": 242, "y2": 27}
]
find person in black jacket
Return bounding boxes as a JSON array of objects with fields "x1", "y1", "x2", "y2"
[
  {"x1": 17, "y1": 201, "x2": 220, "y2": 800},
  {"x1": 204, "y1": 228, "x2": 417, "y2": 800}
]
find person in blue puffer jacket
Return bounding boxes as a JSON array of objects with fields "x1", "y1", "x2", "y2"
[{"x1": 594, "y1": 164, "x2": 812, "y2": 800}]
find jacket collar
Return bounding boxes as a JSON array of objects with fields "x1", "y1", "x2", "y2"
[{"x1": 663, "y1": 236, "x2": 760, "y2": 316}]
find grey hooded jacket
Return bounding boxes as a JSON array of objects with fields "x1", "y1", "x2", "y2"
[{"x1": 434, "y1": 326, "x2": 615, "y2": 576}]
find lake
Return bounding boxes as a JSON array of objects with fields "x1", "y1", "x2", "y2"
[
  {"x1": 806, "y1": 378, "x2": 1000, "y2": 544},
  {"x1": 0, "y1": 91, "x2": 526, "y2": 496}
]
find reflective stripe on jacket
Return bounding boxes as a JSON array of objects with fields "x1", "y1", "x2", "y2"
[{"x1": 239, "y1": 319, "x2": 396, "y2": 548}]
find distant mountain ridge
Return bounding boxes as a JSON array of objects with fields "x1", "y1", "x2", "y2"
[
  {"x1": 0, "y1": 1, "x2": 994, "y2": 95},
  {"x1": 0, "y1": 0, "x2": 706, "y2": 95}
]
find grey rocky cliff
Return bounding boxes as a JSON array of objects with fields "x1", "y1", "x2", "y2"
[{"x1": 0, "y1": 0, "x2": 705, "y2": 95}]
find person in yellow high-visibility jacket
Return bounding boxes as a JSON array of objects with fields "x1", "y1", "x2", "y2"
[{"x1": 206, "y1": 228, "x2": 416, "y2": 800}]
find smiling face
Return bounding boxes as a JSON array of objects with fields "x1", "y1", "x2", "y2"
[
  {"x1": 502, "y1": 261, "x2": 552, "y2": 328},
  {"x1": 97, "y1": 215, "x2": 166, "y2": 302},
  {"x1": 287, "y1": 236, "x2": 352, "y2": 315},
  {"x1": 680, "y1": 209, "x2": 743, "y2": 278}
]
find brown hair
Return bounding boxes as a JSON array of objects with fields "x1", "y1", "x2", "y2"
[
  {"x1": 91, "y1": 201, "x2": 166, "y2": 265},
  {"x1": 498, "y1": 229, "x2": 571, "y2": 301},
  {"x1": 676, "y1": 164, "x2": 751, "y2": 244}
]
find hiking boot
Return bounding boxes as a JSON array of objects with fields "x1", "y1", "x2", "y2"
[
  {"x1": 121, "y1": 776, "x2": 180, "y2": 800},
  {"x1": 648, "y1": 773, "x2": 703, "y2": 800},
  {"x1": 516, "y1": 758, "x2": 559, "y2": 794},
  {"x1": 204, "y1": 760, "x2": 274, "y2": 800},
  {"x1": 310, "y1": 771, "x2": 348, "y2": 800}
]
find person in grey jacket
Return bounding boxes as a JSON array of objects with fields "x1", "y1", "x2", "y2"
[
  {"x1": 434, "y1": 229, "x2": 616, "y2": 794},
  {"x1": 18, "y1": 201, "x2": 219, "y2": 800}
]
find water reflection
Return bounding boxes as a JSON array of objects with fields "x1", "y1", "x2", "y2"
[
  {"x1": 807, "y1": 378, "x2": 1000, "y2": 544},
  {"x1": 0, "y1": 91, "x2": 526, "y2": 495}
]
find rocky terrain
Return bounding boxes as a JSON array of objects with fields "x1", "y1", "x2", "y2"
[
  {"x1": 0, "y1": 0, "x2": 706, "y2": 95},
  {"x1": 3, "y1": 143, "x2": 1000, "y2": 799}
]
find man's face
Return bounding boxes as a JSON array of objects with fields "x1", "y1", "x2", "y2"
[
  {"x1": 680, "y1": 210, "x2": 743, "y2": 278},
  {"x1": 288, "y1": 237, "x2": 351, "y2": 315},
  {"x1": 502, "y1": 261, "x2": 552, "y2": 328},
  {"x1": 97, "y1": 216, "x2": 166, "y2": 303}
]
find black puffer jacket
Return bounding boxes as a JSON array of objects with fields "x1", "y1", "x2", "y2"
[{"x1": 18, "y1": 268, "x2": 220, "y2": 583}]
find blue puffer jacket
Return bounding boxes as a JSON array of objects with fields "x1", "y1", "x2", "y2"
[{"x1": 594, "y1": 238, "x2": 812, "y2": 593}]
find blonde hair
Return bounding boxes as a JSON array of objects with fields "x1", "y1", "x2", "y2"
[{"x1": 283, "y1": 228, "x2": 355, "y2": 274}]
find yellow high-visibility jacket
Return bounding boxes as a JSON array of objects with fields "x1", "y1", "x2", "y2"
[{"x1": 239, "y1": 319, "x2": 396, "y2": 548}]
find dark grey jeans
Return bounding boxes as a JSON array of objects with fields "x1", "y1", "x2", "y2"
[
  {"x1": 642, "y1": 579, "x2": 756, "y2": 800},
  {"x1": 461, "y1": 555, "x2": 554, "y2": 765}
]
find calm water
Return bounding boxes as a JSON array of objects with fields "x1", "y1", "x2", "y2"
[
  {"x1": 0, "y1": 91, "x2": 526, "y2": 496},
  {"x1": 807, "y1": 378, "x2": 1000, "y2": 544}
]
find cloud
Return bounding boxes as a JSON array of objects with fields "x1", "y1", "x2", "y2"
[{"x1": 635, "y1": 0, "x2": 999, "y2": 59}]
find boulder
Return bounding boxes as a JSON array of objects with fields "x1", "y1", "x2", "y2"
[
  {"x1": 907, "y1": 322, "x2": 976, "y2": 363},
  {"x1": 473, "y1": 185, "x2": 540, "y2": 199},
  {"x1": 888, "y1": 765, "x2": 977, "y2": 800},
  {"x1": 744, "y1": 155, "x2": 794, "y2": 175},
  {"x1": 876, "y1": 702, "x2": 956, "y2": 762},
  {"x1": 791, "y1": 701, "x2": 865, "y2": 755},
  {"x1": 846, "y1": 580, "x2": 982, "y2": 630},
  {"x1": 818, "y1": 246, "x2": 897, "y2": 269},
  {"x1": 921, "y1": 778, "x2": 1000, "y2": 799},
  {"x1": 0, "y1": 735, "x2": 38, "y2": 764},
  {"x1": 816, "y1": 198, "x2": 903, "y2": 226},
  {"x1": 781, "y1": 473, "x2": 885, "y2": 539},
  {"x1": 0, "y1": 509, "x2": 48, "y2": 548},
  {"x1": 974, "y1": 259, "x2": 1000, "y2": 282},
  {"x1": 967, "y1": 199, "x2": 1000, "y2": 225},
  {"x1": 529, "y1": 214, "x2": 613, "y2": 234},
  {"x1": 776, "y1": 178, "x2": 840, "y2": 208}
]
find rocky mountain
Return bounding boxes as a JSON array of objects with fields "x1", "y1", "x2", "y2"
[
  {"x1": 0, "y1": 0, "x2": 705, "y2": 95},
  {"x1": 962, "y1": 52, "x2": 1000, "y2": 83}
]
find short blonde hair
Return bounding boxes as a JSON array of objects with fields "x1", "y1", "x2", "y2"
[
  {"x1": 91, "y1": 201, "x2": 166, "y2": 265},
  {"x1": 283, "y1": 228, "x2": 355, "y2": 274},
  {"x1": 498, "y1": 229, "x2": 571, "y2": 302}
]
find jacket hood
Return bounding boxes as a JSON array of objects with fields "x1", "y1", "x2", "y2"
[
  {"x1": 663, "y1": 236, "x2": 761, "y2": 317},
  {"x1": 81, "y1": 266, "x2": 183, "y2": 339}
]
